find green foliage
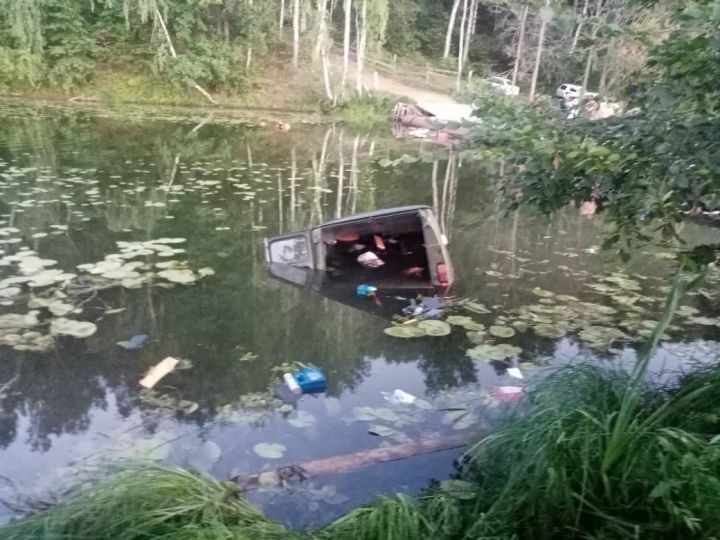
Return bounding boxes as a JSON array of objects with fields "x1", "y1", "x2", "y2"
[
  {"x1": 463, "y1": 0, "x2": 720, "y2": 259},
  {"x1": 336, "y1": 93, "x2": 396, "y2": 127},
  {"x1": 165, "y1": 39, "x2": 247, "y2": 92},
  {"x1": 0, "y1": 464, "x2": 289, "y2": 540},
  {"x1": 456, "y1": 363, "x2": 720, "y2": 539},
  {"x1": 385, "y1": 0, "x2": 421, "y2": 57}
]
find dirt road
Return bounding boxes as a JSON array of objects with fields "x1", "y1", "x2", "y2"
[{"x1": 338, "y1": 56, "x2": 457, "y2": 104}]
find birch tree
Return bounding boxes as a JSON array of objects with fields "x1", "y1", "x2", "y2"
[
  {"x1": 528, "y1": 0, "x2": 552, "y2": 101},
  {"x1": 456, "y1": 0, "x2": 468, "y2": 91},
  {"x1": 443, "y1": 0, "x2": 461, "y2": 59},
  {"x1": 355, "y1": 0, "x2": 368, "y2": 94},
  {"x1": 511, "y1": 4, "x2": 529, "y2": 87},
  {"x1": 123, "y1": 0, "x2": 218, "y2": 104},
  {"x1": 313, "y1": 0, "x2": 334, "y2": 101},
  {"x1": 279, "y1": 0, "x2": 285, "y2": 37},
  {"x1": 340, "y1": 0, "x2": 353, "y2": 94},
  {"x1": 292, "y1": 0, "x2": 300, "y2": 67}
]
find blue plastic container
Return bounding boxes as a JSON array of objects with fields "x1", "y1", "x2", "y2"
[
  {"x1": 356, "y1": 284, "x2": 378, "y2": 297},
  {"x1": 293, "y1": 367, "x2": 327, "y2": 393}
]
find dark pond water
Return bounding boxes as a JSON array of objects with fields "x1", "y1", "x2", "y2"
[{"x1": 0, "y1": 99, "x2": 719, "y2": 527}]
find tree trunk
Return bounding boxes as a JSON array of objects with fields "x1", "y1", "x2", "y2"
[
  {"x1": 456, "y1": 0, "x2": 468, "y2": 92},
  {"x1": 233, "y1": 434, "x2": 469, "y2": 491},
  {"x1": 443, "y1": 0, "x2": 461, "y2": 59},
  {"x1": 279, "y1": 0, "x2": 285, "y2": 38},
  {"x1": 292, "y1": 0, "x2": 300, "y2": 67},
  {"x1": 341, "y1": 0, "x2": 352, "y2": 94},
  {"x1": 581, "y1": 24, "x2": 600, "y2": 94},
  {"x1": 153, "y1": 7, "x2": 217, "y2": 105},
  {"x1": 355, "y1": 0, "x2": 367, "y2": 95},
  {"x1": 598, "y1": 38, "x2": 614, "y2": 95},
  {"x1": 316, "y1": 0, "x2": 334, "y2": 101},
  {"x1": 571, "y1": 0, "x2": 589, "y2": 52},
  {"x1": 511, "y1": 4, "x2": 529, "y2": 87},
  {"x1": 463, "y1": 0, "x2": 479, "y2": 64},
  {"x1": 528, "y1": 0, "x2": 550, "y2": 102},
  {"x1": 246, "y1": 0, "x2": 254, "y2": 69}
]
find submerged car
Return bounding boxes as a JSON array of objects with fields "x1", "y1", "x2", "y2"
[{"x1": 264, "y1": 205, "x2": 454, "y2": 290}]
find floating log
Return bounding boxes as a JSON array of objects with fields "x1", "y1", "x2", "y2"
[{"x1": 232, "y1": 434, "x2": 469, "y2": 491}]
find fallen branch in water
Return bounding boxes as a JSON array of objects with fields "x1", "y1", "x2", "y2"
[{"x1": 232, "y1": 433, "x2": 469, "y2": 491}]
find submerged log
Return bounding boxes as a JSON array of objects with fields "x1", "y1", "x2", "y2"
[{"x1": 232, "y1": 434, "x2": 469, "y2": 491}]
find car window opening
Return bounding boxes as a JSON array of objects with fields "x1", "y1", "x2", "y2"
[{"x1": 322, "y1": 213, "x2": 431, "y2": 287}]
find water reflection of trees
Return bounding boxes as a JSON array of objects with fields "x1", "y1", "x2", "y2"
[{"x1": 0, "y1": 109, "x2": 470, "y2": 453}]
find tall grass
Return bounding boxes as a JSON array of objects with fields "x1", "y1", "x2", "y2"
[{"x1": 0, "y1": 464, "x2": 290, "y2": 540}]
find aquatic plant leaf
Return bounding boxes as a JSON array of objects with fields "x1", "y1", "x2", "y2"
[
  {"x1": 253, "y1": 443, "x2": 286, "y2": 459},
  {"x1": 467, "y1": 344, "x2": 517, "y2": 361},
  {"x1": 373, "y1": 408, "x2": 400, "y2": 422},
  {"x1": 368, "y1": 425, "x2": 394, "y2": 437},
  {"x1": 489, "y1": 325, "x2": 516, "y2": 338},
  {"x1": 352, "y1": 406, "x2": 377, "y2": 422},
  {"x1": 288, "y1": 410, "x2": 316, "y2": 428},
  {"x1": 157, "y1": 269, "x2": 197, "y2": 284},
  {"x1": 0, "y1": 287, "x2": 20, "y2": 298},
  {"x1": 532, "y1": 288, "x2": 555, "y2": 298},
  {"x1": 258, "y1": 472, "x2": 279, "y2": 489},
  {"x1": 384, "y1": 326, "x2": 426, "y2": 338},
  {"x1": 462, "y1": 301, "x2": 491, "y2": 314},
  {"x1": 533, "y1": 324, "x2": 568, "y2": 339},
  {"x1": 49, "y1": 318, "x2": 97, "y2": 338},
  {"x1": 688, "y1": 316, "x2": 718, "y2": 326},
  {"x1": 418, "y1": 320, "x2": 451, "y2": 336}
]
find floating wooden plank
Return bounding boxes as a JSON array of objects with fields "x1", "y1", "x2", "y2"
[
  {"x1": 232, "y1": 434, "x2": 469, "y2": 491},
  {"x1": 139, "y1": 357, "x2": 179, "y2": 389}
]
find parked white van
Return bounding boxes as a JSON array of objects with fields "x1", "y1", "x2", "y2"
[{"x1": 556, "y1": 83, "x2": 583, "y2": 99}]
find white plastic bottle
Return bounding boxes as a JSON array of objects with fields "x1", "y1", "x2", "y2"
[{"x1": 283, "y1": 373, "x2": 302, "y2": 394}]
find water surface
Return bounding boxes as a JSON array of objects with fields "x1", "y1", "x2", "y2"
[{"x1": 0, "y1": 100, "x2": 719, "y2": 526}]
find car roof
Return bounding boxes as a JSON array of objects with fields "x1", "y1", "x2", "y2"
[{"x1": 319, "y1": 205, "x2": 430, "y2": 228}]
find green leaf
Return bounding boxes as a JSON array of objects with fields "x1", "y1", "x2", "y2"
[
  {"x1": 368, "y1": 425, "x2": 394, "y2": 436},
  {"x1": 384, "y1": 325, "x2": 427, "y2": 338},
  {"x1": 489, "y1": 325, "x2": 516, "y2": 338},
  {"x1": 440, "y1": 479, "x2": 477, "y2": 500},
  {"x1": 418, "y1": 320, "x2": 452, "y2": 336},
  {"x1": 253, "y1": 443, "x2": 286, "y2": 459}
]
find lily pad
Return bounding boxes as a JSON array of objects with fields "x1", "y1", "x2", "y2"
[
  {"x1": 157, "y1": 269, "x2": 197, "y2": 284},
  {"x1": 384, "y1": 325, "x2": 426, "y2": 338},
  {"x1": 253, "y1": 442, "x2": 286, "y2": 459},
  {"x1": 288, "y1": 410, "x2": 316, "y2": 428},
  {"x1": 489, "y1": 325, "x2": 516, "y2": 338},
  {"x1": 418, "y1": 320, "x2": 451, "y2": 336},
  {"x1": 462, "y1": 301, "x2": 491, "y2": 314},
  {"x1": 368, "y1": 425, "x2": 394, "y2": 437},
  {"x1": 532, "y1": 287, "x2": 555, "y2": 298},
  {"x1": 467, "y1": 344, "x2": 519, "y2": 361},
  {"x1": 50, "y1": 318, "x2": 97, "y2": 338}
]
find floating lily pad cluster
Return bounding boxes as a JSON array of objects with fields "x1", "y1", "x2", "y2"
[
  {"x1": 0, "y1": 249, "x2": 91, "y2": 351},
  {"x1": 384, "y1": 320, "x2": 452, "y2": 338},
  {"x1": 0, "y1": 237, "x2": 214, "y2": 352},
  {"x1": 76, "y1": 238, "x2": 213, "y2": 288}
]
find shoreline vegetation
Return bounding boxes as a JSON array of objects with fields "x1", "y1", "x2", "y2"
[{"x1": 3, "y1": 355, "x2": 720, "y2": 538}]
